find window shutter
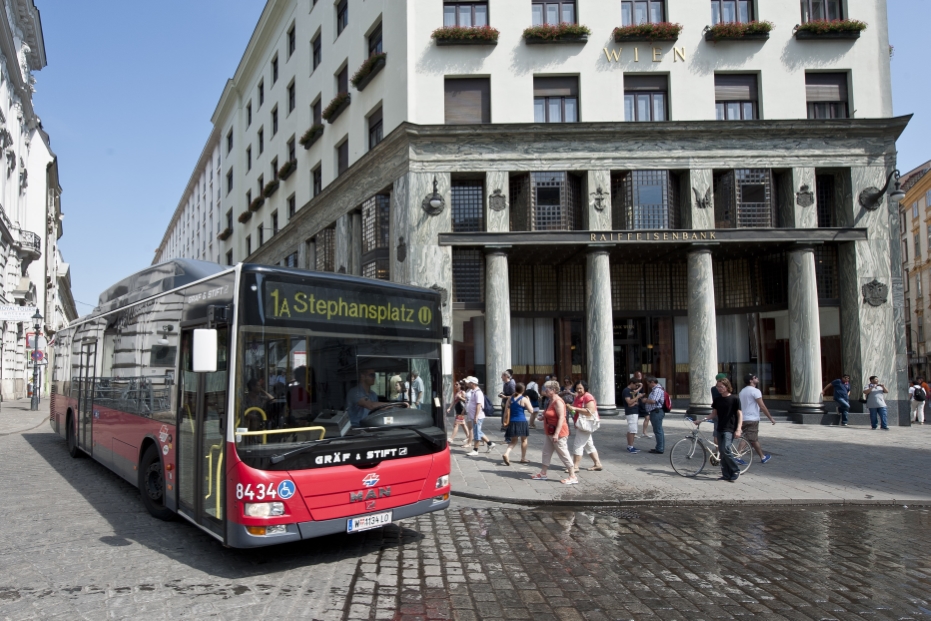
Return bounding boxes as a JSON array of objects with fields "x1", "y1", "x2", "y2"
[
  {"x1": 805, "y1": 73, "x2": 848, "y2": 102},
  {"x1": 444, "y1": 78, "x2": 491, "y2": 124},
  {"x1": 623, "y1": 74, "x2": 668, "y2": 92},
  {"x1": 533, "y1": 76, "x2": 579, "y2": 97},
  {"x1": 714, "y1": 74, "x2": 758, "y2": 101}
]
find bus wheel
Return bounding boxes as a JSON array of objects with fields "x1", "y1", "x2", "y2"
[
  {"x1": 66, "y1": 414, "x2": 81, "y2": 459},
  {"x1": 139, "y1": 445, "x2": 174, "y2": 521}
]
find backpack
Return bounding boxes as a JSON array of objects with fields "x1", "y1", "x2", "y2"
[
  {"x1": 525, "y1": 388, "x2": 539, "y2": 403},
  {"x1": 915, "y1": 387, "x2": 926, "y2": 402},
  {"x1": 662, "y1": 387, "x2": 672, "y2": 413},
  {"x1": 482, "y1": 395, "x2": 495, "y2": 417}
]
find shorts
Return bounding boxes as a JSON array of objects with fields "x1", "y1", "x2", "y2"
[
  {"x1": 455, "y1": 414, "x2": 465, "y2": 422},
  {"x1": 473, "y1": 417, "x2": 485, "y2": 440},
  {"x1": 741, "y1": 421, "x2": 759, "y2": 442},
  {"x1": 626, "y1": 413, "x2": 639, "y2": 434}
]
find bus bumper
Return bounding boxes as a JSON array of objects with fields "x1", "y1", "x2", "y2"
[{"x1": 226, "y1": 497, "x2": 450, "y2": 548}]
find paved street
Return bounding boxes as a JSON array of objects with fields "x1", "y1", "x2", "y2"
[{"x1": 1, "y1": 412, "x2": 930, "y2": 620}]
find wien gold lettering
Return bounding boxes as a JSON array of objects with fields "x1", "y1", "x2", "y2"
[
  {"x1": 603, "y1": 47, "x2": 621, "y2": 62},
  {"x1": 673, "y1": 47, "x2": 686, "y2": 62},
  {"x1": 634, "y1": 47, "x2": 639, "y2": 62},
  {"x1": 652, "y1": 47, "x2": 662, "y2": 62}
]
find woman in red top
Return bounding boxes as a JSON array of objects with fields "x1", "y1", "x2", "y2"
[
  {"x1": 531, "y1": 380, "x2": 577, "y2": 484},
  {"x1": 566, "y1": 380, "x2": 603, "y2": 472}
]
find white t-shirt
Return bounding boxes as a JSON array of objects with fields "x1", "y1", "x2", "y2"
[
  {"x1": 739, "y1": 386, "x2": 762, "y2": 422},
  {"x1": 909, "y1": 385, "x2": 916, "y2": 401}
]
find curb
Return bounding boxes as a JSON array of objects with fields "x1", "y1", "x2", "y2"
[
  {"x1": 0, "y1": 414, "x2": 49, "y2": 437},
  {"x1": 450, "y1": 489, "x2": 931, "y2": 508}
]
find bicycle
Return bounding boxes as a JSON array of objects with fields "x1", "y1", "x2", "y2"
[{"x1": 669, "y1": 417, "x2": 753, "y2": 477}]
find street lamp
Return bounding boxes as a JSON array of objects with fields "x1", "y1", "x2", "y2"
[
  {"x1": 30, "y1": 308, "x2": 42, "y2": 411},
  {"x1": 858, "y1": 169, "x2": 906, "y2": 210}
]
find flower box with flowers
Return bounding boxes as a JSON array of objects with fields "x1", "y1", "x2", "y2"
[
  {"x1": 238, "y1": 211, "x2": 252, "y2": 223},
  {"x1": 795, "y1": 19, "x2": 866, "y2": 39},
  {"x1": 217, "y1": 227, "x2": 232, "y2": 241},
  {"x1": 278, "y1": 160, "x2": 297, "y2": 180},
  {"x1": 613, "y1": 22, "x2": 682, "y2": 43},
  {"x1": 523, "y1": 23, "x2": 591, "y2": 44},
  {"x1": 432, "y1": 25, "x2": 500, "y2": 46},
  {"x1": 705, "y1": 20, "x2": 773, "y2": 41},
  {"x1": 322, "y1": 92, "x2": 351, "y2": 123},
  {"x1": 248, "y1": 197, "x2": 264, "y2": 212},
  {"x1": 263, "y1": 180, "x2": 280, "y2": 198},
  {"x1": 300, "y1": 124, "x2": 324, "y2": 149},
  {"x1": 351, "y1": 53, "x2": 387, "y2": 91}
]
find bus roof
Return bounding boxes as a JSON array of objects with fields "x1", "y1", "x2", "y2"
[{"x1": 96, "y1": 259, "x2": 227, "y2": 314}]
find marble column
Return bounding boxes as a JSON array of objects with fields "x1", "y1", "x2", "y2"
[
  {"x1": 687, "y1": 248, "x2": 717, "y2": 416},
  {"x1": 586, "y1": 248, "x2": 616, "y2": 414},
  {"x1": 484, "y1": 248, "x2": 510, "y2": 398},
  {"x1": 788, "y1": 245, "x2": 824, "y2": 419},
  {"x1": 350, "y1": 212, "x2": 362, "y2": 276},
  {"x1": 334, "y1": 214, "x2": 351, "y2": 274}
]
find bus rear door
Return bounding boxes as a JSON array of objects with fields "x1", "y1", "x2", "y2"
[{"x1": 76, "y1": 341, "x2": 97, "y2": 454}]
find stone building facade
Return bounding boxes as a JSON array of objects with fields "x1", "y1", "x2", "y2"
[
  {"x1": 899, "y1": 161, "x2": 931, "y2": 382},
  {"x1": 155, "y1": 0, "x2": 910, "y2": 423}
]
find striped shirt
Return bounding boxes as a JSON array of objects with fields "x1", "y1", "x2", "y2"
[{"x1": 644, "y1": 385, "x2": 665, "y2": 413}]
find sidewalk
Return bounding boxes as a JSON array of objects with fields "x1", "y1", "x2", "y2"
[
  {"x1": 0, "y1": 398, "x2": 50, "y2": 436},
  {"x1": 450, "y1": 412, "x2": 931, "y2": 507}
]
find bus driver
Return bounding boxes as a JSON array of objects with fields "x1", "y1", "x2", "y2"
[{"x1": 347, "y1": 368, "x2": 381, "y2": 427}]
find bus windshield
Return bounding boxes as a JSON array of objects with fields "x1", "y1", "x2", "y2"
[{"x1": 234, "y1": 325, "x2": 442, "y2": 466}]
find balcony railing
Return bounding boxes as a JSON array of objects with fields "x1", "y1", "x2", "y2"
[{"x1": 19, "y1": 229, "x2": 40, "y2": 253}]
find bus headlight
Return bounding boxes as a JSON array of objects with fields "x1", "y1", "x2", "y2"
[
  {"x1": 435, "y1": 475, "x2": 449, "y2": 489},
  {"x1": 244, "y1": 502, "x2": 285, "y2": 517}
]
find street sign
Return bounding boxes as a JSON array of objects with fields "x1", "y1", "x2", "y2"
[
  {"x1": 26, "y1": 332, "x2": 47, "y2": 349},
  {"x1": 31, "y1": 350, "x2": 44, "y2": 361},
  {"x1": 0, "y1": 305, "x2": 38, "y2": 322}
]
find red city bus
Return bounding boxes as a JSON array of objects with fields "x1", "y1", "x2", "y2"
[{"x1": 50, "y1": 260, "x2": 451, "y2": 547}]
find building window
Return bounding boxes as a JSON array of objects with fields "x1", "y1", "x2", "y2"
[
  {"x1": 313, "y1": 98, "x2": 322, "y2": 125},
  {"x1": 801, "y1": 0, "x2": 841, "y2": 22},
  {"x1": 316, "y1": 228, "x2": 336, "y2": 271},
  {"x1": 509, "y1": 172, "x2": 582, "y2": 231},
  {"x1": 913, "y1": 202, "x2": 919, "y2": 218},
  {"x1": 226, "y1": 250, "x2": 233, "y2": 265},
  {"x1": 926, "y1": 189, "x2": 931, "y2": 209},
  {"x1": 247, "y1": 102, "x2": 252, "y2": 126},
  {"x1": 226, "y1": 210, "x2": 233, "y2": 232},
  {"x1": 246, "y1": 235, "x2": 252, "y2": 255},
  {"x1": 533, "y1": 76, "x2": 579, "y2": 123},
  {"x1": 312, "y1": 34, "x2": 322, "y2": 70},
  {"x1": 368, "y1": 23, "x2": 383, "y2": 56},
  {"x1": 915, "y1": 231, "x2": 921, "y2": 261},
  {"x1": 612, "y1": 170, "x2": 680, "y2": 229},
  {"x1": 272, "y1": 157, "x2": 279, "y2": 180},
  {"x1": 451, "y1": 179, "x2": 484, "y2": 232},
  {"x1": 444, "y1": 2, "x2": 488, "y2": 27},
  {"x1": 272, "y1": 106, "x2": 279, "y2": 136},
  {"x1": 904, "y1": 242, "x2": 909, "y2": 263},
  {"x1": 337, "y1": 139, "x2": 349, "y2": 176},
  {"x1": 815, "y1": 173, "x2": 836, "y2": 227},
  {"x1": 362, "y1": 194, "x2": 391, "y2": 280},
  {"x1": 287, "y1": 81, "x2": 296, "y2": 113},
  {"x1": 622, "y1": 0, "x2": 664, "y2": 25},
  {"x1": 444, "y1": 78, "x2": 490, "y2": 124},
  {"x1": 452, "y1": 248, "x2": 484, "y2": 302},
  {"x1": 272, "y1": 211, "x2": 279, "y2": 235},
  {"x1": 624, "y1": 75, "x2": 667, "y2": 122},
  {"x1": 258, "y1": 225, "x2": 264, "y2": 247},
  {"x1": 285, "y1": 252, "x2": 299, "y2": 268},
  {"x1": 337, "y1": 65, "x2": 349, "y2": 94},
  {"x1": 272, "y1": 54, "x2": 279, "y2": 84},
  {"x1": 258, "y1": 80, "x2": 265, "y2": 107},
  {"x1": 246, "y1": 146, "x2": 252, "y2": 171},
  {"x1": 714, "y1": 74, "x2": 758, "y2": 120},
  {"x1": 532, "y1": 1, "x2": 576, "y2": 26},
  {"x1": 246, "y1": 189, "x2": 252, "y2": 207},
  {"x1": 288, "y1": 193, "x2": 296, "y2": 219},
  {"x1": 258, "y1": 128, "x2": 264, "y2": 154},
  {"x1": 806, "y1": 73, "x2": 849, "y2": 119},
  {"x1": 226, "y1": 169, "x2": 233, "y2": 194},
  {"x1": 287, "y1": 24, "x2": 296, "y2": 58},
  {"x1": 368, "y1": 107, "x2": 383, "y2": 150},
  {"x1": 287, "y1": 136, "x2": 296, "y2": 162},
  {"x1": 711, "y1": 0, "x2": 753, "y2": 24},
  {"x1": 226, "y1": 129, "x2": 233, "y2": 154},
  {"x1": 313, "y1": 165, "x2": 323, "y2": 196},
  {"x1": 713, "y1": 169, "x2": 775, "y2": 228},
  {"x1": 336, "y1": 0, "x2": 348, "y2": 36}
]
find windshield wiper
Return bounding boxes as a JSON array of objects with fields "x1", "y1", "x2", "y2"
[
  {"x1": 381, "y1": 425, "x2": 445, "y2": 447},
  {"x1": 267, "y1": 437, "x2": 347, "y2": 465}
]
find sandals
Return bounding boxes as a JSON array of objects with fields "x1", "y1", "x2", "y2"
[
  {"x1": 519, "y1": 460, "x2": 530, "y2": 464},
  {"x1": 588, "y1": 465, "x2": 603, "y2": 471},
  {"x1": 530, "y1": 473, "x2": 548, "y2": 480},
  {"x1": 561, "y1": 477, "x2": 579, "y2": 485},
  {"x1": 502, "y1": 455, "x2": 510, "y2": 466}
]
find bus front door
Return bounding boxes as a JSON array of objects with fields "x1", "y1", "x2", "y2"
[
  {"x1": 77, "y1": 341, "x2": 96, "y2": 453},
  {"x1": 177, "y1": 327, "x2": 228, "y2": 538}
]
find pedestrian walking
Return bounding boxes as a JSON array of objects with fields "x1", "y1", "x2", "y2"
[
  {"x1": 632, "y1": 371, "x2": 652, "y2": 438},
  {"x1": 448, "y1": 379, "x2": 470, "y2": 445},
  {"x1": 499, "y1": 371, "x2": 516, "y2": 431},
  {"x1": 822, "y1": 373, "x2": 851, "y2": 426},
  {"x1": 738, "y1": 373, "x2": 775, "y2": 464},
  {"x1": 501, "y1": 383, "x2": 531, "y2": 465},
  {"x1": 465, "y1": 377, "x2": 495, "y2": 455},
  {"x1": 709, "y1": 377, "x2": 743, "y2": 482},
  {"x1": 919, "y1": 377, "x2": 930, "y2": 425},
  {"x1": 863, "y1": 376, "x2": 890, "y2": 430},
  {"x1": 525, "y1": 378, "x2": 540, "y2": 429},
  {"x1": 640, "y1": 375, "x2": 666, "y2": 454},
  {"x1": 910, "y1": 378, "x2": 926, "y2": 424},
  {"x1": 566, "y1": 380, "x2": 603, "y2": 471},
  {"x1": 621, "y1": 377, "x2": 642, "y2": 453},
  {"x1": 530, "y1": 380, "x2": 577, "y2": 484}
]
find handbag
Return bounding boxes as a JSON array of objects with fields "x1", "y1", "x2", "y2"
[{"x1": 576, "y1": 412, "x2": 600, "y2": 433}]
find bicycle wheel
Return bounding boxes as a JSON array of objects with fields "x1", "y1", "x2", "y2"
[
  {"x1": 670, "y1": 437, "x2": 707, "y2": 477},
  {"x1": 731, "y1": 437, "x2": 752, "y2": 473}
]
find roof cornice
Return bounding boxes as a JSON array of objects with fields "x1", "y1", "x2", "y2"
[
  {"x1": 0, "y1": 2, "x2": 34, "y2": 126},
  {"x1": 10, "y1": 0, "x2": 45, "y2": 70}
]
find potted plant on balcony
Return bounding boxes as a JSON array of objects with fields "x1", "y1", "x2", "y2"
[
  {"x1": 263, "y1": 179, "x2": 280, "y2": 198},
  {"x1": 523, "y1": 23, "x2": 591, "y2": 44},
  {"x1": 321, "y1": 92, "x2": 351, "y2": 123},
  {"x1": 278, "y1": 159, "x2": 297, "y2": 180},
  {"x1": 705, "y1": 20, "x2": 774, "y2": 41},
  {"x1": 613, "y1": 22, "x2": 683, "y2": 43},
  {"x1": 217, "y1": 227, "x2": 232, "y2": 241},
  {"x1": 794, "y1": 19, "x2": 867, "y2": 40},
  {"x1": 431, "y1": 25, "x2": 500, "y2": 46},
  {"x1": 351, "y1": 52, "x2": 387, "y2": 91},
  {"x1": 238, "y1": 211, "x2": 252, "y2": 223},
  {"x1": 248, "y1": 196, "x2": 264, "y2": 212},
  {"x1": 300, "y1": 123, "x2": 324, "y2": 149}
]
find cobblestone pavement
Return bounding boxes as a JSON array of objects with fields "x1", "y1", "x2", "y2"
[
  {"x1": 3, "y1": 425, "x2": 931, "y2": 620},
  {"x1": 0, "y1": 398, "x2": 50, "y2": 436},
  {"x1": 450, "y1": 413, "x2": 931, "y2": 506}
]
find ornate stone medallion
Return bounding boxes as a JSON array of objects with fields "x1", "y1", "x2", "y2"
[
  {"x1": 590, "y1": 186, "x2": 607, "y2": 212},
  {"x1": 692, "y1": 186, "x2": 711, "y2": 209},
  {"x1": 489, "y1": 188, "x2": 507, "y2": 211},
  {"x1": 861, "y1": 279, "x2": 888, "y2": 307},
  {"x1": 796, "y1": 184, "x2": 814, "y2": 208}
]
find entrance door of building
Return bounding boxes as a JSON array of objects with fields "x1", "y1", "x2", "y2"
[{"x1": 614, "y1": 318, "x2": 645, "y2": 404}]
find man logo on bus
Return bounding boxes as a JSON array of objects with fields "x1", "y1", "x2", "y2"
[
  {"x1": 277, "y1": 480, "x2": 296, "y2": 500},
  {"x1": 418, "y1": 306, "x2": 432, "y2": 326},
  {"x1": 362, "y1": 473, "x2": 380, "y2": 488}
]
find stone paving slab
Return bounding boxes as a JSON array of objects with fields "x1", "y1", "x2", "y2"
[
  {"x1": 449, "y1": 411, "x2": 931, "y2": 507},
  {"x1": 0, "y1": 398, "x2": 49, "y2": 436}
]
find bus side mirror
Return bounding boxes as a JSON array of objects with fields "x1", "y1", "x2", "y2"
[{"x1": 192, "y1": 329, "x2": 218, "y2": 373}]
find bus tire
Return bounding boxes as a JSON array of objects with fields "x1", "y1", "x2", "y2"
[
  {"x1": 139, "y1": 444, "x2": 174, "y2": 521},
  {"x1": 66, "y1": 412, "x2": 81, "y2": 459}
]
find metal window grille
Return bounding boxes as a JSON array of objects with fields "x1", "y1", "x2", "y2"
[
  {"x1": 285, "y1": 252, "x2": 298, "y2": 268},
  {"x1": 509, "y1": 264, "x2": 535, "y2": 312},
  {"x1": 452, "y1": 248, "x2": 484, "y2": 303},
  {"x1": 362, "y1": 258, "x2": 389, "y2": 281},
  {"x1": 614, "y1": 170, "x2": 680, "y2": 229},
  {"x1": 315, "y1": 228, "x2": 335, "y2": 272},
  {"x1": 451, "y1": 180, "x2": 484, "y2": 232},
  {"x1": 362, "y1": 195, "x2": 390, "y2": 254},
  {"x1": 713, "y1": 259, "x2": 755, "y2": 309},
  {"x1": 611, "y1": 263, "x2": 645, "y2": 311},
  {"x1": 670, "y1": 263, "x2": 688, "y2": 310},
  {"x1": 815, "y1": 174, "x2": 836, "y2": 228},
  {"x1": 759, "y1": 252, "x2": 788, "y2": 306},
  {"x1": 643, "y1": 263, "x2": 671, "y2": 310},
  {"x1": 530, "y1": 172, "x2": 581, "y2": 231},
  {"x1": 557, "y1": 264, "x2": 585, "y2": 312},
  {"x1": 814, "y1": 246, "x2": 839, "y2": 300},
  {"x1": 714, "y1": 169, "x2": 774, "y2": 229}
]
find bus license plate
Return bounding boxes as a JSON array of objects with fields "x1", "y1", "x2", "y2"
[{"x1": 347, "y1": 511, "x2": 392, "y2": 533}]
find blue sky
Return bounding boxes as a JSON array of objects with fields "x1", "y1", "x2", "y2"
[{"x1": 33, "y1": 1, "x2": 930, "y2": 314}]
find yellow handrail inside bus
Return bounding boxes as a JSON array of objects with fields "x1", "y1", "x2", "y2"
[
  {"x1": 234, "y1": 426, "x2": 327, "y2": 441},
  {"x1": 183, "y1": 403, "x2": 194, "y2": 434},
  {"x1": 237, "y1": 407, "x2": 268, "y2": 444},
  {"x1": 215, "y1": 450, "x2": 223, "y2": 519},
  {"x1": 205, "y1": 444, "x2": 221, "y2": 501}
]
